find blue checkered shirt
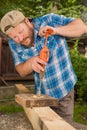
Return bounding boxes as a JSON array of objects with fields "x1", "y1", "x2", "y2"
[{"x1": 8, "y1": 13, "x2": 77, "y2": 100}]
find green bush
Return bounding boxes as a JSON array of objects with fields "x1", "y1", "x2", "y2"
[
  {"x1": 0, "y1": 0, "x2": 87, "y2": 19},
  {"x1": 70, "y1": 40, "x2": 87, "y2": 102}
]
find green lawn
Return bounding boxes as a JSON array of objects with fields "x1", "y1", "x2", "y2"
[
  {"x1": 0, "y1": 101, "x2": 23, "y2": 114},
  {"x1": 74, "y1": 102, "x2": 87, "y2": 125}
]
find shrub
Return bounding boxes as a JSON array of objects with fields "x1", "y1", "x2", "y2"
[{"x1": 70, "y1": 40, "x2": 87, "y2": 102}]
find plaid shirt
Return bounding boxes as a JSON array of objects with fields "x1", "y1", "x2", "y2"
[{"x1": 8, "y1": 13, "x2": 77, "y2": 100}]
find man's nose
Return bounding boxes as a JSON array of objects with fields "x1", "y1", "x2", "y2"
[{"x1": 17, "y1": 33, "x2": 24, "y2": 42}]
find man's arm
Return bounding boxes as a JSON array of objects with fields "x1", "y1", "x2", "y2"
[
  {"x1": 55, "y1": 18, "x2": 87, "y2": 37},
  {"x1": 39, "y1": 18, "x2": 87, "y2": 38},
  {"x1": 15, "y1": 56, "x2": 46, "y2": 77}
]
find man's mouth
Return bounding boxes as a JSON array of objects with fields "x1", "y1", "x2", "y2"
[{"x1": 21, "y1": 36, "x2": 29, "y2": 44}]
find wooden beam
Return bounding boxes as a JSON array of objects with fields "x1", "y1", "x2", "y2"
[
  {"x1": 15, "y1": 84, "x2": 58, "y2": 107},
  {"x1": 15, "y1": 93, "x2": 58, "y2": 107},
  {"x1": 2, "y1": 73, "x2": 34, "y2": 81},
  {"x1": 0, "y1": 77, "x2": 9, "y2": 86},
  {"x1": 15, "y1": 84, "x2": 34, "y2": 94},
  {"x1": 15, "y1": 84, "x2": 31, "y2": 93},
  {"x1": 15, "y1": 84, "x2": 76, "y2": 130},
  {"x1": 18, "y1": 104, "x2": 76, "y2": 130}
]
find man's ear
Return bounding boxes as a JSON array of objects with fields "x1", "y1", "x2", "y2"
[
  {"x1": 25, "y1": 18, "x2": 29, "y2": 24},
  {"x1": 24, "y1": 18, "x2": 33, "y2": 28}
]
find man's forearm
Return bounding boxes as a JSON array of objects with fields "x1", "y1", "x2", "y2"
[
  {"x1": 16, "y1": 59, "x2": 33, "y2": 77},
  {"x1": 15, "y1": 56, "x2": 46, "y2": 77},
  {"x1": 55, "y1": 18, "x2": 87, "y2": 37}
]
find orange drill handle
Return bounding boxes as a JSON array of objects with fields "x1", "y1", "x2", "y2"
[
  {"x1": 39, "y1": 45, "x2": 49, "y2": 78},
  {"x1": 39, "y1": 28, "x2": 53, "y2": 78},
  {"x1": 39, "y1": 45, "x2": 49, "y2": 65},
  {"x1": 45, "y1": 28, "x2": 54, "y2": 38},
  {"x1": 39, "y1": 28, "x2": 53, "y2": 63}
]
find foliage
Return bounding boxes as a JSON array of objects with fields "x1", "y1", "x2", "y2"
[
  {"x1": 70, "y1": 40, "x2": 87, "y2": 102},
  {"x1": 59, "y1": 0, "x2": 82, "y2": 8},
  {"x1": 0, "y1": 0, "x2": 57, "y2": 19},
  {"x1": 0, "y1": 0, "x2": 87, "y2": 19},
  {"x1": 57, "y1": 5, "x2": 87, "y2": 18},
  {"x1": 74, "y1": 102, "x2": 87, "y2": 125},
  {"x1": 57, "y1": 0, "x2": 87, "y2": 18}
]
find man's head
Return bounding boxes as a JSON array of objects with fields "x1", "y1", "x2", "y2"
[{"x1": 0, "y1": 10, "x2": 34, "y2": 47}]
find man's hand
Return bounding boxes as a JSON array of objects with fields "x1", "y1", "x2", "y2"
[
  {"x1": 29, "y1": 56, "x2": 46, "y2": 73},
  {"x1": 38, "y1": 26, "x2": 55, "y2": 37},
  {"x1": 16, "y1": 56, "x2": 46, "y2": 77}
]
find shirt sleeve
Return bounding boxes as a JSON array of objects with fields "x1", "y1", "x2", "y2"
[
  {"x1": 57, "y1": 14, "x2": 75, "y2": 25},
  {"x1": 40, "y1": 13, "x2": 75, "y2": 27},
  {"x1": 8, "y1": 39, "x2": 24, "y2": 66}
]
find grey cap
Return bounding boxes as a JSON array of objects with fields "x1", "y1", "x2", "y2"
[{"x1": 0, "y1": 10, "x2": 25, "y2": 34}]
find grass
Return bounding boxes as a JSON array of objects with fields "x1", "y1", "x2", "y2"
[
  {"x1": 0, "y1": 101, "x2": 23, "y2": 114},
  {"x1": 74, "y1": 102, "x2": 87, "y2": 125}
]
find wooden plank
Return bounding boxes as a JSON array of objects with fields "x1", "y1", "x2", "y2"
[
  {"x1": 15, "y1": 93, "x2": 58, "y2": 107},
  {"x1": 0, "y1": 76, "x2": 9, "y2": 86},
  {"x1": 15, "y1": 84, "x2": 76, "y2": 130},
  {"x1": 17, "y1": 104, "x2": 76, "y2": 130},
  {"x1": 15, "y1": 84, "x2": 58, "y2": 107},
  {"x1": 2, "y1": 73, "x2": 34, "y2": 81},
  {"x1": 15, "y1": 84, "x2": 30, "y2": 93},
  {"x1": 15, "y1": 84, "x2": 34, "y2": 94}
]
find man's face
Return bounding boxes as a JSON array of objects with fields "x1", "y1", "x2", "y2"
[{"x1": 8, "y1": 20, "x2": 34, "y2": 47}]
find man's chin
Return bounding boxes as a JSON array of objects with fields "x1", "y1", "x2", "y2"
[
  {"x1": 23, "y1": 43, "x2": 30, "y2": 47},
  {"x1": 23, "y1": 42, "x2": 33, "y2": 47}
]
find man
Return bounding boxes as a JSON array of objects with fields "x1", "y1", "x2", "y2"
[{"x1": 0, "y1": 10, "x2": 87, "y2": 123}]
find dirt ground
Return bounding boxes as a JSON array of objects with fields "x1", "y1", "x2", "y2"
[
  {"x1": 0, "y1": 112, "x2": 87, "y2": 130},
  {"x1": 0, "y1": 112, "x2": 33, "y2": 130}
]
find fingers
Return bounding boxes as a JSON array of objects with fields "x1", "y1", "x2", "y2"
[
  {"x1": 38, "y1": 26, "x2": 46, "y2": 37},
  {"x1": 31, "y1": 56, "x2": 46, "y2": 73},
  {"x1": 38, "y1": 26, "x2": 54, "y2": 37},
  {"x1": 32, "y1": 62, "x2": 44, "y2": 73}
]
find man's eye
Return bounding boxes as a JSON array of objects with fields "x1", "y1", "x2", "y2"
[
  {"x1": 13, "y1": 36, "x2": 17, "y2": 39},
  {"x1": 19, "y1": 31, "x2": 22, "y2": 34},
  {"x1": 19, "y1": 29, "x2": 24, "y2": 34}
]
